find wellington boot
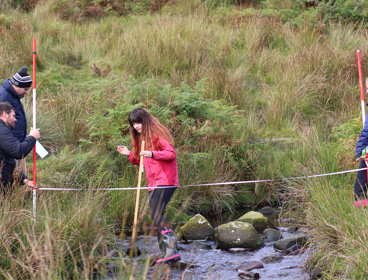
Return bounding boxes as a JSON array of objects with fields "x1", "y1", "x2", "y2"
[
  {"x1": 355, "y1": 199, "x2": 368, "y2": 207},
  {"x1": 156, "y1": 228, "x2": 180, "y2": 264}
]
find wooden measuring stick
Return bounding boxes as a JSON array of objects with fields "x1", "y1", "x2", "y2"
[{"x1": 130, "y1": 140, "x2": 145, "y2": 252}]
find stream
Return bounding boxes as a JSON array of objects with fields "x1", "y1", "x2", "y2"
[{"x1": 104, "y1": 226, "x2": 311, "y2": 280}]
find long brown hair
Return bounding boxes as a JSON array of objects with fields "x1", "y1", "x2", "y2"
[{"x1": 128, "y1": 108, "x2": 174, "y2": 157}]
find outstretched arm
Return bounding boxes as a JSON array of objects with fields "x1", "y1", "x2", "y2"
[{"x1": 117, "y1": 145, "x2": 140, "y2": 165}]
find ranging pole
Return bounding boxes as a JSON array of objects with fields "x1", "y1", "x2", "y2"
[
  {"x1": 32, "y1": 39, "x2": 37, "y2": 220},
  {"x1": 357, "y1": 50, "x2": 365, "y2": 124}
]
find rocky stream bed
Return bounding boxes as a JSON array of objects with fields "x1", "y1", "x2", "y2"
[{"x1": 103, "y1": 208, "x2": 316, "y2": 280}]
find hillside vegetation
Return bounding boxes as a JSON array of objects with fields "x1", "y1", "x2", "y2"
[{"x1": 1, "y1": 0, "x2": 368, "y2": 278}]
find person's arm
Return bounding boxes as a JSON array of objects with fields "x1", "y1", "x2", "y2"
[
  {"x1": 117, "y1": 145, "x2": 140, "y2": 165},
  {"x1": 145, "y1": 137, "x2": 176, "y2": 161},
  {"x1": 0, "y1": 128, "x2": 38, "y2": 159}
]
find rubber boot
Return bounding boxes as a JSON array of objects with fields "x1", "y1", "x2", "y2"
[
  {"x1": 156, "y1": 228, "x2": 180, "y2": 264},
  {"x1": 355, "y1": 199, "x2": 368, "y2": 208}
]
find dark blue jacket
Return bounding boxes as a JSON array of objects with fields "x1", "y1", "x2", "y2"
[
  {"x1": 0, "y1": 119, "x2": 35, "y2": 189},
  {"x1": 0, "y1": 79, "x2": 27, "y2": 142},
  {"x1": 356, "y1": 114, "x2": 368, "y2": 157}
]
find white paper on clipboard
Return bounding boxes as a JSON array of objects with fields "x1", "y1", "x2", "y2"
[{"x1": 36, "y1": 141, "x2": 48, "y2": 158}]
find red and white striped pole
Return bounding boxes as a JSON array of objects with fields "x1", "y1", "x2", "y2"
[
  {"x1": 32, "y1": 38, "x2": 37, "y2": 220},
  {"x1": 357, "y1": 50, "x2": 365, "y2": 124}
]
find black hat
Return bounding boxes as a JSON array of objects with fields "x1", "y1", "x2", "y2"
[{"x1": 11, "y1": 66, "x2": 32, "y2": 88}]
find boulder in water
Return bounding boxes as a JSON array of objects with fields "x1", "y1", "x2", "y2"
[
  {"x1": 273, "y1": 234, "x2": 309, "y2": 251},
  {"x1": 236, "y1": 211, "x2": 269, "y2": 233},
  {"x1": 263, "y1": 228, "x2": 282, "y2": 242},
  {"x1": 258, "y1": 206, "x2": 277, "y2": 217},
  {"x1": 179, "y1": 214, "x2": 215, "y2": 240},
  {"x1": 215, "y1": 221, "x2": 264, "y2": 250},
  {"x1": 287, "y1": 226, "x2": 298, "y2": 233}
]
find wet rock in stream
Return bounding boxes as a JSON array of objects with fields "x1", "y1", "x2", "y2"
[
  {"x1": 263, "y1": 228, "x2": 282, "y2": 242},
  {"x1": 258, "y1": 206, "x2": 277, "y2": 218},
  {"x1": 215, "y1": 221, "x2": 264, "y2": 250},
  {"x1": 237, "y1": 261, "x2": 264, "y2": 271},
  {"x1": 237, "y1": 211, "x2": 269, "y2": 233},
  {"x1": 179, "y1": 214, "x2": 215, "y2": 240},
  {"x1": 287, "y1": 226, "x2": 298, "y2": 233},
  {"x1": 238, "y1": 271, "x2": 260, "y2": 279},
  {"x1": 261, "y1": 255, "x2": 284, "y2": 263},
  {"x1": 273, "y1": 234, "x2": 309, "y2": 251},
  {"x1": 285, "y1": 244, "x2": 304, "y2": 255}
]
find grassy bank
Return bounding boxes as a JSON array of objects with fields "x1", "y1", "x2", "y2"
[{"x1": 1, "y1": 0, "x2": 368, "y2": 278}]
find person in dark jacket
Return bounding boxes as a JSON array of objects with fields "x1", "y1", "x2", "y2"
[
  {"x1": 117, "y1": 108, "x2": 180, "y2": 264},
  {"x1": 0, "y1": 102, "x2": 40, "y2": 193},
  {"x1": 354, "y1": 115, "x2": 368, "y2": 206},
  {"x1": 0, "y1": 66, "x2": 32, "y2": 176},
  {"x1": 0, "y1": 67, "x2": 32, "y2": 142}
]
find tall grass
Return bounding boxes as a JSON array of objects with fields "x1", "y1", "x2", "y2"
[
  {"x1": 299, "y1": 150, "x2": 368, "y2": 279},
  {"x1": 0, "y1": 189, "x2": 119, "y2": 279}
]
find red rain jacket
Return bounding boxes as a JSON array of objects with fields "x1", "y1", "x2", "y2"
[{"x1": 128, "y1": 136, "x2": 179, "y2": 191}]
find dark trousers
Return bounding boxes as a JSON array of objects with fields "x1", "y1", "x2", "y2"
[
  {"x1": 0, "y1": 163, "x2": 16, "y2": 195},
  {"x1": 148, "y1": 186, "x2": 176, "y2": 229},
  {"x1": 354, "y1": 160, "x2": 368, "y2": 200}
]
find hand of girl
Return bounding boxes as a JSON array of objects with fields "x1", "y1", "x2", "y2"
[
  {"x1": 140, "y1": 151, "x2": 153, "y2": 158},
  {"x1": 117, "y1": 145, "x2": 130, "y2": 156}
]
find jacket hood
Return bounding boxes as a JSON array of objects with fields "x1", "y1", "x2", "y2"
[{"x1": 2, "y1": 79, "x2": 22, "y2": 100}]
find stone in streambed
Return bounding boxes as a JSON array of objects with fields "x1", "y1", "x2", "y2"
[
  {"x1": 263, "y1": 228, "x2": 282, "y2": 242},
  {"x1": 273, "y1": 234, "x2": 309, "y2": 251},
  {"x1": 285, "y1": 244, "x2": 303, "y2": 255},
  {"x1": 237, "y1": 261, "x2": 264, "y2": 271},
  {"x1": 258, "y1": 206, "x2": 277, "y2": 217},
  {"x1": 287, "y1": 226, "x2": 298, "y2": 233},
  {"x1": 191, "y1": 240, "x2": 213, "y2": 250},
  {"x1": 237, "y1": 211, "x2": 269, "y2": 233},
  {"x1": 215, "y1": 221, "x2": 264, "y2": 250},
  {"x1": 261, "y1": 255, "x2": 284, "y2": 263},
  {"x1": 179, "y1": 214, "x2": 215, "y2": 240},
  {"x1": 238, "y1": 272, "x2": 260, "y2": 279}
]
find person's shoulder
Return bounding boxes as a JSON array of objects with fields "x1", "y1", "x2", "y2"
[
  {"x1": 0, "y1": 120, "x2": 8, "y2": 129},
  {"x1": 0, "y1": 120, "x2": 10, "y2": 135},
  {"x1": 0, "y1": 80, "x2": 12, "y2": 97},
  {"x1": 155, "y1": 135, "x2": 174, "y2": 148}
]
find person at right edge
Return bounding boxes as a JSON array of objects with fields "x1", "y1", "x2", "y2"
[
  {"x1": 117, "y1": 108, "x2": 180, "y2": 264},
  {"x1": 354, "y1": 114, "x2": 368, "y2": 207}
]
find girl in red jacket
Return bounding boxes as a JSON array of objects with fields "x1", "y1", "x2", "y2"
[{"x1": 117, "y1": 108, "x2": 180, "y2": 264}]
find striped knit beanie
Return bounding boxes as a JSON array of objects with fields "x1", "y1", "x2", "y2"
[{"x1": 11, "y1": 66, "x2": 32, "y2": 88}]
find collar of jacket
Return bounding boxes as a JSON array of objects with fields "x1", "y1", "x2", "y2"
[{"x1": 0, "y1": 119, "x2": 9, "y2": 129}]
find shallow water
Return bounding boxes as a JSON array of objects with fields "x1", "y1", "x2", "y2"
[{"x1": 106, "y1": 227, "x2": 310, "y2": 280}]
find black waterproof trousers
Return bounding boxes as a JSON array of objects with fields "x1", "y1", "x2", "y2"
[
  {"x1": 354, "y1": 160, "x2": 368, "y2": 200},
  {"x1": 148, "y1": 186, "x2": 177, "y2": 228}
]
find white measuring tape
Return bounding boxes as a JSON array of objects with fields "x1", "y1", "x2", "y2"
[{"x1": 38, "y1": 167, "x2": 367, "y2": 191}]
